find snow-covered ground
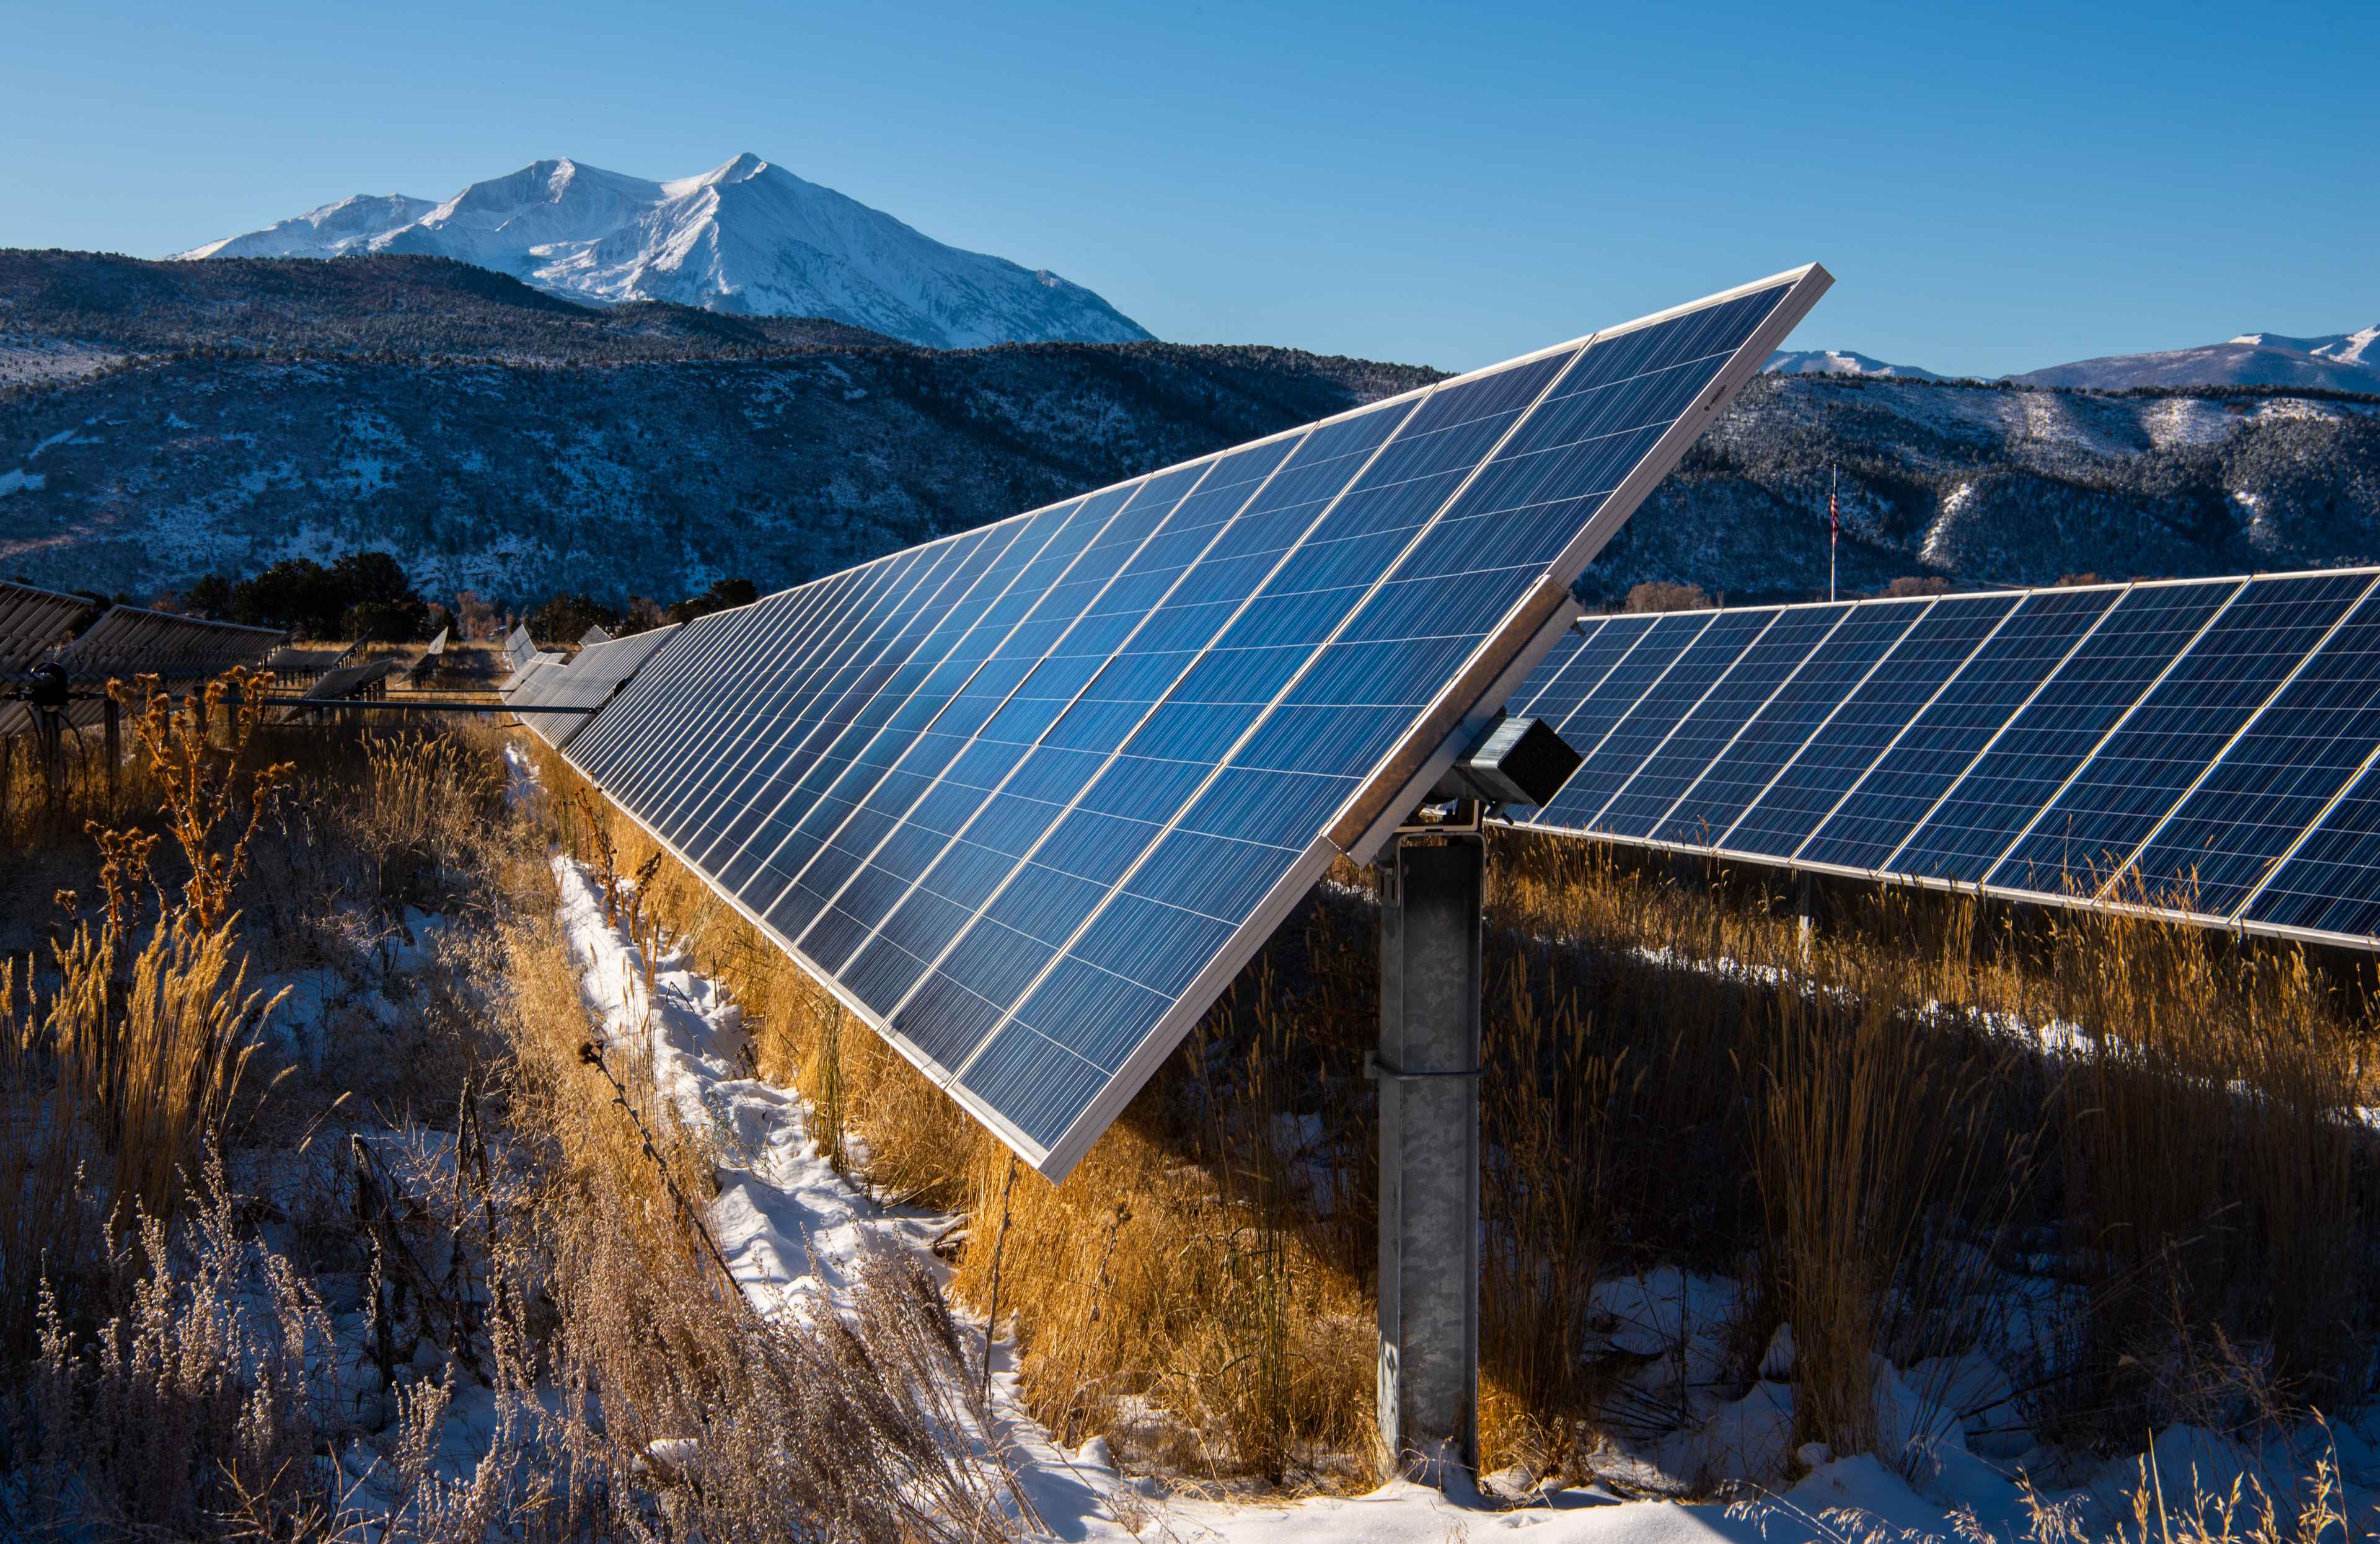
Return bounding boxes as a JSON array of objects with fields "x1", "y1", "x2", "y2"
[{"x1": 549, "y1": 852, "x2": 2380, "y2": 1542}]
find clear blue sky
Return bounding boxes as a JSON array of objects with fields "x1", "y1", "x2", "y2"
[{"x1": 3, "y1": 0, "x2": 2371, "y2": 377}]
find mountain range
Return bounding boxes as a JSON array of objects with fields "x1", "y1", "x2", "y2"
[
  {"x1": 172, "y1": 154, "x2": 1151, "y2": 350},
  {"x1": 1770, "y1": 326, "x2": 2380, "y2": 394},
  {"x1": 3, "y1": 254, "x2": 2375, "y2": 613}
]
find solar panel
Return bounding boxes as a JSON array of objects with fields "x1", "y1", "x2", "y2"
[
  {"x1": 503, "y1": 625, "x2": 539, "y2": 679},
  {"x1": 303, "y1": 657, "x2": 398, "y2": 701},
  {"x1": 2, "y1": 604, "x2": 284, "y2": 739},
  {"x1": 59, "y1": 606, "x2": 285, "y2": 684},
  {"x1": 580, "y1": 624, "x2": 614, "y2": 646},
  {"x1": 509, "y1": 625, "x2": 684, "y2": 749},
  {"x1": 0, "y1": 580, "x2": 88, "y2": 674},
  {"x1": 1506, "y1": 567, "x2": 2380, "y2": 954},
  {"x1": 557, "y1": 266, "x2": 1832, "y2": 1176}
]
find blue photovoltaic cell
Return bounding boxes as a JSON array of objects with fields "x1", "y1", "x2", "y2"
[
  {"x1": 1512, "y1": 564, "x2": 2380, "y2": 956},
  {"x1": 1719, "y1": 594, "x2": 2017, "y2": 860},
  {"x1": 555, "y1": 268, "x2": 1826, "y2": 1173},
  {"x1": 1887, "y1": 580, "x2": 2239, "y2": 884},
  {"x1": 1988, "y1": 572, "x2": 2373, "y2": 898},
  {"x1": 1510, "y1": 615, "x2": 1647, "y2": 731},
  {"x1": 1655, "y1": 598, "x2": 1929, "y2": 847},
  {"x1": 2123, "y1": 585, "x2": 2380, "y2": 915},
  {"x1": 2246, "y1": 756, "x2": 2380, "y2": 937},
  {"x1": 1538, "y1": 613, "x2": 1704, "y2": 769},
  {"x1": 1795, "y1": 586, "x2": 2122, "y2": 871},
  {"x1": 1599, "y1": 602, "x2": 1849, "y2": 839},
  {"x1": 1540, "y1": 609, "x2": 1774, "y2": 829}
]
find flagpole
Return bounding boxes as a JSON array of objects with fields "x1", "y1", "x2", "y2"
[{"x1": 1828, "y1": 465, "x2": 1838, "y2": 603}]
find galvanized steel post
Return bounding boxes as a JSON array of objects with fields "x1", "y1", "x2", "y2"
[{"x1": 1375, "y1": 829, "x2": 1483, "y2": 1484}]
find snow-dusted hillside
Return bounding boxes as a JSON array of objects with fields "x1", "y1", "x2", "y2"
[
  {"x1": 2017, "y1": 325, "x2": 2380, "y2": 392},
  {"x1": 1765, "y1": 348, "x2": 1941, "y2": 381},
  {"x1": 172, "y1": 154, "x2": 1152, "y2": 350}
]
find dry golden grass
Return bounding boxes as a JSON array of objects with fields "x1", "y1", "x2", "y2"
[{"x1": 530, "y1": 751, "x2": 2380, "y2": 1488}]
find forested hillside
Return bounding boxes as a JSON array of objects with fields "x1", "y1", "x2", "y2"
[{"x1": 4, "y1": 252, "x2": 2375, "y2": 607}]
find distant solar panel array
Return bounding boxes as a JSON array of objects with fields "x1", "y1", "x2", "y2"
[
  {"x1": 1504, "y1": 570, "x2": 2380, "y2": 948},
  {"x1": 541, "y1": 267, "x2": 1831, "y2": 1175},
  {"x1": 506, "y1": 624, "x2": 682, "y2": 748},
  {"x1": 0, "y1": 581, "x2": 89, "y2": 674},
  {"x1": 2, "y1": 603, "x2": 283, "y2": 738}
]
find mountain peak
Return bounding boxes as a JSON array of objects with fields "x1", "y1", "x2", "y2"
[
  {"x1": 171, "y1": 154, "x2": 1152, "y2": 348},
  {"x1": 1766, "y1": 348, "x2": 1941, "y2": 381}
]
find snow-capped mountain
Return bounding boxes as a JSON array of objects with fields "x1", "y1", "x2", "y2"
[
  {"x1": 2016, "y1": 326, "x2": 2380, "y2": 393},
  {"x1": 172, "y1": 154, "x2": 1152, "y2": 350},
  {"x1": 1766, "y1": 348, "x2": 1941, "y2": 381}
]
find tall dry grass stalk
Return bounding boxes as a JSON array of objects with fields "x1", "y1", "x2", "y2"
[{"x1": 531, "y1": 744, "x2": 2380, "y2": 1489}]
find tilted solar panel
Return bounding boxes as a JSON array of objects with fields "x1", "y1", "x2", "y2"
[
  {"x1": 558, "y1": 266, "x2": 1832, "y2": 1176},
  {"x1": 2, "y1": 605, "x2": 284, "y2": 739},
  {"x1": 509, "y1": 625, "x2": 684, "y2": 749},
  {"x1": 503, "y1": 625, "x2": 539, "y2": 680},
  {"x1": 58, "y1": 606, "x2": 284, "y2": 684},
  {"x1": 0, "y1": 580, "x2": 89, "y2": 674},
  {"x1": 1506, "y1": 567, "x2": 2380, "y2": 954}
]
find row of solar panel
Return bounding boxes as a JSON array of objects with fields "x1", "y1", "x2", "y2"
[
  {"x1": 1, "y1": 591, "x2": 286, "y2": 738},
  {"x1": 506, "y1": 625, "x2": 683, "y2": 748},
  {"x1": 1506, "y1": 569, "x2": 2380, "y2": 942},
  {"x1": 557, "y1": 275, "x2": 1805, "y2": 1166}
]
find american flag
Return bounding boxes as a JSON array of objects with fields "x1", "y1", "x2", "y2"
[{"x1": 1829, "y1": 468, "x2": 1839, "y2": 539}]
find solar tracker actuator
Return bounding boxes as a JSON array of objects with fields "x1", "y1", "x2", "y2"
[{"x1": 1430, "y1": 715, "x2": 1582, "y2": 811}]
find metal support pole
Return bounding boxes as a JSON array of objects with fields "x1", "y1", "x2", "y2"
[
  {"x1": 1796, "y1": 868, "x2": 1815, "y2": 966},
  {"x1": 1376, "y1": 829, "x2": 1483, "y2": 1485},
  {"x1": 35, "y1": 708, "x2": 64, "y2": 817}
]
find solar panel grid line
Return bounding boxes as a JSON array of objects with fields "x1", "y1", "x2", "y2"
[
  {"x1": 1958, "y1": 576, "x2": 2252, "y2": 896},
  {"x1": 702, "y1": 516, "x2": 1091, "y2": 903},
  {"x1": 1888, "y1": 578, "x2": 2254, "y2": 884},
  {"x1": 816, "y1": 462, "x2": 1253, "y2": 984},
  {"x1": 1565, "y1": 609, "x2": 1787, "y2": 834},
  {"x1": 2100, "y1": 572, "x2": 2380, "y2": 909},
  {"x1": 1708, "y1": 596, "x2": 1942, "y2": 851},
  {"x1": 1546, "y1": 611, "x2": 1723, "y2": 779},
  {"x1": 671, "y1": 536, "x2": 992, "y2": 868},
  {"x1": 632, "y1": 525, "x2": 1028, "y2": 815},
  {"x1": 1510, "y1": 617, "x2": 1666, "y2": 749},
  {"x1": 1781, "y1": 595, "x2": 2037, "y2": 865},
  {"x1": 1523, "y1": 616, "x2": 1659, "y2": 741},
  {"x1": 1709, "y1": 598, "x2": 2024, "y2": 859},
  {"x1": 1506, "y1": 619, "x2": 1598, "y2": 720},
  {"x1": 1630, "y1": 602, "x2": 1861, "y2": 844},
  {"x1": 647, "y1": 551, "x2": 941, "y2": 848},
  {"x1": 628, "y1": 569, "x2": 914, "y2": 836},
  {"x1": 929, "y1": 339, "x2": 1596, "y2": 1095},
  {"x1": 1593, "y1": 605, "x2": 1843, "y2": 839},
  {"x1": 752, "y1": 398, "x2": 1418, "y2": 953},
  {"x1": 564, "y1": 601, "x2": 765, "y2": 788},
  {"x1": 2224, "y1": 719, "x2": 2380, "y2": 925},
  {"x1": 721, "y1": 501, "x2": 1130, "y2": 925},
  {"x1": 844, "y1": 449, "x2": 1341, "y2": 1024},
  {"x1": 1652, "y1": 598, "x2": 1931, "y2": 850},
  {"x1": 1504, "y1": 618, "x2": 1637, "y2": 728},
  {"x1": 757, "y1": 479, "x2": 1209, "y2": 948},
  {"x1": 1864, "y1": 581, "x2": 2139, "y2": 875},
  {"x1": 640, "y1": 555, "x2": 922, "y2": 839},
  {"x1": 2006, "y1": 571, "x2": 2380, "y2": 907},
  {"x1": 854, "y1": 390, "x2": 1485, "y2": 1075},
  {"x1": 684, "y1": 529, "x2": 1026, "y2": 879}
]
